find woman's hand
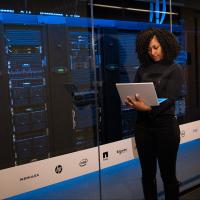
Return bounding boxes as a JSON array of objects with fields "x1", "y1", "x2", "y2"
[{"x1": 125, "y1": 94, "x2": 152, "y2": 111}]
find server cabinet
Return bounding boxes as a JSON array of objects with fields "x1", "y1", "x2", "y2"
[
  {"x1": 0, "y1": 25, "x2": 15, "y2": 169},
  {"x1": 47, "y1": 25, "x2": 74, "y2": 155},
  {"x1": 2, "y1": 25, "x2": 49, "y2": 167},
  {"x1": 68, "y1": 28, "x2": 98, "y2": 150},
  {"x1": 0, "y1": 23, "x2": 99, "y2": 168},
  {"x1": 47, "y1": 26, "x2": 98, "y2": 154}
]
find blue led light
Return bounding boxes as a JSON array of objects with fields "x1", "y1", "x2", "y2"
[{"x1": 0, "y1": 9, "x2": 14, "y2": 13}]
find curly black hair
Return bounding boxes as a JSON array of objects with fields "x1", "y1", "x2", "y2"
[{"x1": 136, "y1": 28, "x2": 180, "y2": 67}]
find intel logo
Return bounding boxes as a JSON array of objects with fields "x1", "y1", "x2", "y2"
[{"x1": 79, "y1": 158, "x2": 88, "y2": 167}]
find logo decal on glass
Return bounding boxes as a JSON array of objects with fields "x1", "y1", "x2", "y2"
[{"x1": 150, "y1": 0, "x2": 166, "y2": 24}]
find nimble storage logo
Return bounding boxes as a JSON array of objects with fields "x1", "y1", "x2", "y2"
[
  {"x1": 150, "y1": 0, "x2": 166, "y2": 24},
  {"x1": 103, "y1": 152, "x2": 109, "y2": 160}
]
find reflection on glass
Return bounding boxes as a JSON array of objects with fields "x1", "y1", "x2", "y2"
[{"x1": 68, "y1": 29, "x2": 98, "y2": 151}]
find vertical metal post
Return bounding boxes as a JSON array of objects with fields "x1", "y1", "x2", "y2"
[
  {"x1": 90, "y1": 0, "x2": 102, "y2": 200},
  {"x1": 169, "y1": 0, "x2": 173, "y2": 32}
]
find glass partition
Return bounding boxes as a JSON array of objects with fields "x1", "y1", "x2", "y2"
[
  {"x1": 0, "y1": 1, "x2": 101, "y2": 200},
  {"x1": 0, "y1": 0, "x2": 200, "y2": 200},
  {"x1": 93, "y1": 0, "x2": 200, "y2": 200}
]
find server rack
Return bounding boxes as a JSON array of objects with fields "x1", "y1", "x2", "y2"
[
  {"x1": 4, "y1": 25, "x2": 49, "y2": 165},
  {"x1": 0, "y1": 14, "x2": 187, "y2": 169},
  {"x1": 0, "y1": 23, "x2": 100, "y2": 169},
  {"x1": 66, "y1": 28, "x2": 98, "y2": 150},
  {"x1": 0, "y1": 24, "x2": 15, "y2": 169},
  {"x1": 46, "y1": 25, "x2": 74, "y2": 156}
]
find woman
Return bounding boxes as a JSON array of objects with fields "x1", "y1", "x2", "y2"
[{"x1": 125, "y1": 28, "x2": 183, "y2": 200}]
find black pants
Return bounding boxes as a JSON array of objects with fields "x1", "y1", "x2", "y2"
[{"x1": 135, "y1": 115, "x2": 180, "y2": 200}]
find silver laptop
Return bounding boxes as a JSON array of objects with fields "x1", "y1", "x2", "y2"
[{"x1": 116, "y1": 82, "x2": 167, "y2": 106}]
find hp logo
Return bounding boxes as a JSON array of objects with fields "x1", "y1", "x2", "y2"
[{"x1": 55, "y1": 165, "x2": 63, "y2": 174}]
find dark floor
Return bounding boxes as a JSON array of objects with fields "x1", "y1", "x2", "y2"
[{"x1": 180, "y1": 186, "x2": 200, "y2": 200}]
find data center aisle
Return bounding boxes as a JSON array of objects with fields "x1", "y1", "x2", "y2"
[{"x1": 8, "y1": 139, "x2": 200, "y2": 200}]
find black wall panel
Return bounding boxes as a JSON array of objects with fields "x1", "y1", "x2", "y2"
[{"x1": 100, "y1": 28, "x2": 122, "y2": 143}]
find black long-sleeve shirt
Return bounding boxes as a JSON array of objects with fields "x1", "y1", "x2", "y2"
[{"x1": 134, "y1": 63, "x2": 183, "y2": 119}]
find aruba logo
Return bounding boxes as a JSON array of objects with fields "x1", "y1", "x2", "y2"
[{"x1": 150, "y1": 0, "x2": 166, "y2": 24}]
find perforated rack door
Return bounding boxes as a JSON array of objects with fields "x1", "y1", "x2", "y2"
[{"x1": 4, "y1": 26, "x2": 49, "y2": 165}]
